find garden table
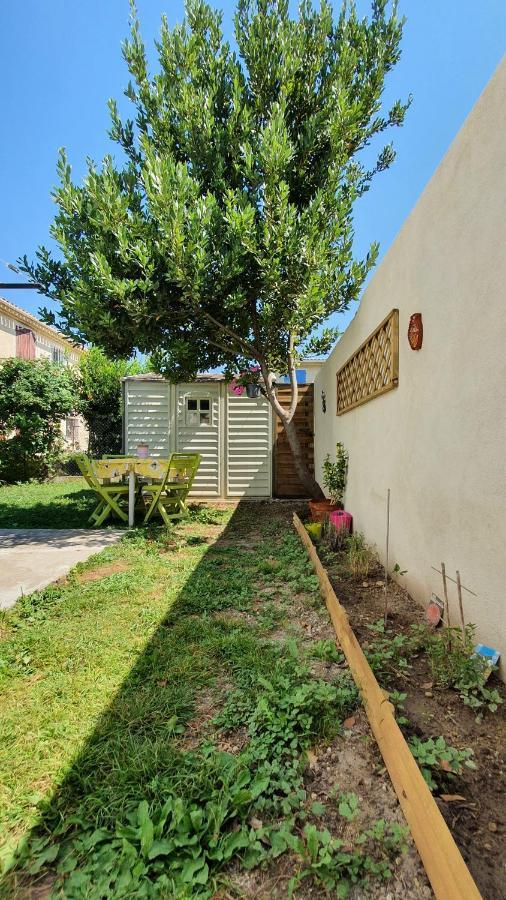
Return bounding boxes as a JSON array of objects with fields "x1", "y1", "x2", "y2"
[
  {"x1": 87, "y1": 455, "x2": 200, "y2": 526},
  {"x1": 104, "y1": 456, "x2": 170, "y2": 527}
]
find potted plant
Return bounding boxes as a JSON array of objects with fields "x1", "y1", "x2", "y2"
[
  {"x1": 229, "y1": 366, "x2": 263, "y2": 398},
  {"x1": 309, "y1": 442, "x2": 348, "y2": 522}
]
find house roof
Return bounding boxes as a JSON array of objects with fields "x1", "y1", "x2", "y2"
[{"x1": 0, "y1": 296, "x2": 84, "y2": 354}]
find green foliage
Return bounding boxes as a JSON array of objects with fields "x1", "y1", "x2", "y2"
[
  {"x1": 388, "y1": 690, "x2": 408, "y2": 726},
  {"x1": 0, "y1": 358, "x2": 79, "y2": 482},
  {"x1": 15, "y1": 658, "x2": 359, "y2": 896},
  {"x1": 308, "y1": 639, "x2": 344, "y2": 664},
  {"x1": 337, "y1": 792, "x2": 360, "y2": 822},
  {"x1": 364, "y1": 620, "x2": 424, "y2": 685},
  {"x1": 23, "y1": 0, "x2": 409, "y2": 388},
  {"x1": 420, "y1": 625, "x2": 502, "y2": 717},
  {"x1": 79, "y1": 347, "x2": 149, "y2": 455},
  {"x1": 322, "y1": 442, "x2": 348, "y2": 504},
  {"x1": 2, "y1": 500, "x2": 407, "y2": 897},
  {"x1": 288, "y1": 817, "x2": 408, "y2": 896},
  {"x1": 345, "y1": 532, "x2": 376, "y2": 577},
  {"x1": 408, "y1": 736, "x2": 476, "y2": 792}
]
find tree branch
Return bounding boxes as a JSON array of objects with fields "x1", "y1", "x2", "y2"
[
  {"x1": 286, "y1": 333, "x2": 299, "y2": 423},
  {"x1": 200, "y1": 311, "x2": 260, "y2": 359}
]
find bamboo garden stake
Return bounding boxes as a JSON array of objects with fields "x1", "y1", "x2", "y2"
[
  {"x1": 383, "y1": 488, "x2": 391, "y2": 626},
  {"x1": 441, "y1": 562, "x2": 452, "y2": 649},
  {"x1": 456, "y1": 570, "x2": 466, "y2": 640}
]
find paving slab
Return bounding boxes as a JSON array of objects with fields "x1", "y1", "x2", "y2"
[{"x1": 0, "y1": 529, "x2": 125, "y2": 609}]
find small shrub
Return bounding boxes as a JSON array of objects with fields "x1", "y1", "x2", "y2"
[
  {"x1": 421, "y1": 625, "x2": 502, "y2": 717},
  {"x1": 322, "y1": 442, "x2": 348, "y2": 505}
]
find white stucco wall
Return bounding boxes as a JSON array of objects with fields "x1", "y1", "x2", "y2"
[{"x1": 314, "y1": 58, "x2": 506, "y2": 667}]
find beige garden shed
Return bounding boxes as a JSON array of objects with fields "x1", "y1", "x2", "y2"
[{"x1": 122, "y1": 373, "x2": 274, "y2": 499}]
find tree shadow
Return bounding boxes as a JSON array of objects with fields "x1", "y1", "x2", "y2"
[
  {"x1": 0, "y1": 489, "x2": 102, "y2": 530},
  {"x1": 2, "y1": 501, "x2": 287, "y2": 895}
]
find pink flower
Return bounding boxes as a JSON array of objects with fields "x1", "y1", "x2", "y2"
[{"x1": 228, "y1": 378, "x2": 245, "y2": 396}]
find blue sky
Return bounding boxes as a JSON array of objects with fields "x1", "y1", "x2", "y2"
[{"x1": 1, "y1": 1, "x2": 505, "y2": 337}]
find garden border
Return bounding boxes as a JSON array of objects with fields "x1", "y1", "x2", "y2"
[{"x1": 293, "y1": 512, "x2": 481, "y2": 900}]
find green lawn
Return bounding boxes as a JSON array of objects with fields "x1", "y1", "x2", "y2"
[
  {"x1": 0, "y1": 497, "x2": 408, "y2": 897},
  {"x1": 0, "y1": 479, "x2": 96, "y2": 529}
]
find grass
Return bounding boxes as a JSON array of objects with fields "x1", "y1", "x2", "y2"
[
  {"x1": 0, "y1": 499, "x2": 408, "y2": 897},
  {"x1": 0, "y1": 479, "x2": 96, "y2": 529}
]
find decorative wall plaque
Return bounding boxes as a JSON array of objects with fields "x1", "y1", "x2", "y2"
[{"x1": 408, "y1": 313, "x2": 423, "y2": 350}]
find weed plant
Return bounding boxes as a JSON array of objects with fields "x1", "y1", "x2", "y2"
[
  {"x1": 420, "y1": 625, "x2": 502, "y2": 717},
  {"x1": 408, "y1": 736, "x2": 476, "y2": 792}
]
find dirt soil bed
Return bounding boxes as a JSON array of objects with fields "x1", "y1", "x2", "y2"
[{"x1": 314, "y1": 540, "x2": 506, "y2": 900}]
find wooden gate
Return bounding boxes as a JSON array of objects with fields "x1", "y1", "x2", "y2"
[{"x1": 274, "y1": 384, "x2": 314, "y2": 497}]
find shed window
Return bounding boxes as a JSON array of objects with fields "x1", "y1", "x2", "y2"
[{"x1": 186, "y1": 397, "x2": 211, "y2": 426}]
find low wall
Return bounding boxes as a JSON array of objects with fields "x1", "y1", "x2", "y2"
[{"x1": 314, "y1": 58, "x2": 506, "y2": 667}]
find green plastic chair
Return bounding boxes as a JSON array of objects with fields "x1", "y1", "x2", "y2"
[
  {"x1": 139, "y1": 453, "x2": 201, "y2": 525},
  {"x1": 75, "y1": 454, "x2": 130, "y2": 527}
]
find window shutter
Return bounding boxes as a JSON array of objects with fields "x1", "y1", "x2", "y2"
[{"x1": 16, "y1": 326, "x2": 36, "y2": 360}]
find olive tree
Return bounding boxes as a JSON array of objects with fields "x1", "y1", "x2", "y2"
[{"x1": 22, "y1": 0, "x2": 409, "y2": 495}]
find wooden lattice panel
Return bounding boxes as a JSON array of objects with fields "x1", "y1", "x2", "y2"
[{"x1": 336, "y1": 309, "x2": 399, "y2": 415}]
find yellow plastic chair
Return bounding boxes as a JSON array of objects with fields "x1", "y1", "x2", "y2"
[
  {"x1": 140, "y1": 453, "x2": 201, "y2": 525},
  {"x1": 75, "y1": 454, "x2": 130, "y2": 526}
]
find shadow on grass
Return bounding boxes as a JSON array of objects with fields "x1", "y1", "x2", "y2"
[
  {"x1": 0, "y1": 484, "x2": 98, "y2": 530},
  {"x1": 2, "y1": 501, "x2": 310, "y2": 896}
]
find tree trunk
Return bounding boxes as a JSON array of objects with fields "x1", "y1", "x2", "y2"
[
  {"x1": 281, "y1": 414, "x2": 324, "y2": 499},
  {"x1": 257, "y1": 349, "x2": 324, "y2": 500}
]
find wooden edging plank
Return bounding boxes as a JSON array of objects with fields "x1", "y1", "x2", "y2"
[{"x1": 292, "y1": 513, "x2": 482, "y2": 900}]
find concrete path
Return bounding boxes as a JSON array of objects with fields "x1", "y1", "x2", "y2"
[{"x1": 0, "y1": 529, "x2": 125, "y2": 609}]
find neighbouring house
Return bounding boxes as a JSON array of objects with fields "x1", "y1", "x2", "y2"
[
  {"x1": 314, "y1": 59, "x2": 506, "y2": 668},
  {"x1": 0, "y1": 296, "x2": 88, "y2": 449},
  {"x1": 121, "y1": 362, "x2": 323, "y2": 500}
]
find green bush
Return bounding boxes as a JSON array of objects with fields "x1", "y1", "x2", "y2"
[
  {"x1": 79, "y1": 348, "x2": 149, "y2": 456},
  {"x1": 0, "y1": 358, "x2": 79, "y2": 483}
]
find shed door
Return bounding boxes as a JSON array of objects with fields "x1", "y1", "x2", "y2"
[{"x1": 176, "y1": 385, "x2": 221, "y2": 496}]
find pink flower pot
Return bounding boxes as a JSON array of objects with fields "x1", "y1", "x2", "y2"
[{"x1": 329, "y1": 509, "x2": 353, "y2": 533}]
